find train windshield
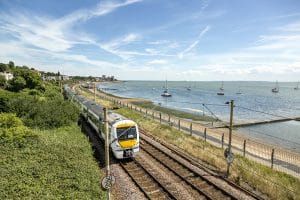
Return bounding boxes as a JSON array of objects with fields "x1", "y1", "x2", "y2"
[{"x1": 116, "y1": 126, "x2": 137, "y2": 140}]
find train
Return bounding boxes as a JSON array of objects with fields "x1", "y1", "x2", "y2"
[{"x1": 63, "y1": 85, "x2": 139, "y2": 159}]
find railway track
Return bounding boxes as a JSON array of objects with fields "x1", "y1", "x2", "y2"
[
  {"x1": 120, "y1": 159, "x2": 177, "y2": 200},
  {"x1": 139, "y1": 131, "x2": 263, "y2": 200}
]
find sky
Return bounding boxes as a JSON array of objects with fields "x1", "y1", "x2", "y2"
[{"x1": 1, "y1": 0, "x2": 300, "y2": 81}]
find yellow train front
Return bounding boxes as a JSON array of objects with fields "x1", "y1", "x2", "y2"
[{"x1": 105, "y1": 112, "x2": 139, "y2": 159}]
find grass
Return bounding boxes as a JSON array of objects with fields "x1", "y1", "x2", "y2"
[
  {"x1": 78, "y1": 85, "x2": 300, "y2": 199},
  {"x1": 0, "y1": 124, "x2": 106, "y2": 199},
  {"x1": 131, "y1": 100, "x2": 215, "y2": 121}
]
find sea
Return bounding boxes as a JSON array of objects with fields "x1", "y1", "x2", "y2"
[{"x1": 98, "y1": 81, "x2": 300, "y2": 152}]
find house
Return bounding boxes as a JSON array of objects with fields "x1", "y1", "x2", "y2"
[{"x1": 0, "y1": 72, "x2": 14, "y2": 80}]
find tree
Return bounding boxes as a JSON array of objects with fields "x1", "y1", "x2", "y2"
[
  {"x1": 12, "y1": 67, "x2": 42, "y2": 90},
  {"x1": 8, "y1": 61, "x2": 15, "y2": 69},
  {"x1": 0, "y1": 75, "x2": 6, "y2": 87},
  {"x1": 0, "y1": 63, "x2": 8, "y2": 72},
  {"x1": 8, "y1": 76, "x2": 26, "y2": 92}
]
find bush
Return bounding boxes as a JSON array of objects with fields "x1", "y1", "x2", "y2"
[
  {"x1": 0, "y1": 113, "x2": 35, "y2": 141},
  {"x1": 0, "y1": 74, "x2": 6, "y2": 87},
  {"x1": 0, "y1": 113, "x2": 23, "y2": 128},
  {"x1": 0, "y1": 89, "x2": 14, "y2": 112},
  {"x1": 8, "y1": 76, "x2": 26, "y2": 92},
  {"x1": 8, "y1": 95, "x2": 79, "y2": 129}
]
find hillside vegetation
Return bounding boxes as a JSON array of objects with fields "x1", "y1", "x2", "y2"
[{"x1": 0, "y1": 62, "x2": 105, "y2": 199}]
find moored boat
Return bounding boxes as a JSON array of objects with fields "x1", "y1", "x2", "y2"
[{"x1": 161, "y1": 80, "x2": 172, "y2": 97}]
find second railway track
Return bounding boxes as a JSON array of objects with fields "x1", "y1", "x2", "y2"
[{"x1": 138, "y1": 130, "x2": 262, "y2": 200}]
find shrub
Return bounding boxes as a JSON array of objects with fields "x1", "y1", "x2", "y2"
[
  {"x1": 0, "y1": 113, "x2": 35, "y2": 141},
  {"x1": 8, "y1": 76, "x2": 26, "y2": 92},
  {"x1": 0, "y1": 113, "x2": 23, "y2": 128},
  {"x1": 0, "y1": 89, "x2": 14, "y2": 112},
  {"x1": 8, "y1": 95, "x2": 79, "y2": 129}
]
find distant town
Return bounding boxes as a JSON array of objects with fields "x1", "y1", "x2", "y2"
[{"x1": 0, "y1": 61, "x2": 117, "y2": 85}]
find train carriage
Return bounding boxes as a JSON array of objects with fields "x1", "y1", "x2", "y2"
[{"x1": 63, "y1": 85, "x2": 139, "y2": 159}]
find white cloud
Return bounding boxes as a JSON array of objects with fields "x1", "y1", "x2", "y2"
[
  {"x1": 148, "y1": 59, "x2": 168, "y2": 65},
  {"x1": 178, "y1": 25, "x2": 210, "y2": 59},
  {"x1": 0, "y1": 0, "x2": 142, "y2": 53}
]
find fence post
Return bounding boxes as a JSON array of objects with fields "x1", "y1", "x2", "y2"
[
  {"x1": 243, "y1": 140, "x2": 246, "y2": 157},
  {"x1": 221, "y1": 133, "x2": 224, "y2": 149},
  {"x1": 146, "y1": 109, "x2": 148, "y2": 115},
  {"x1": 159, "y1": 113, "x2": 162, "y2": 123},
  {"x1": 190, "y1": 123, "x2": 193, "y2": 135},
  {"x1": 127, "y1": 103, "x2": 128, "y2": 107},
  {"x1": 140, "y1": 108, "x2": 142, "y2": 113},
  {"x1": 152, "y1": 111, "x2": 154, "y2": 119},
  {"x1": 204, "y1": 128, "x2": 207, "y2": 142},
  {"x1": 168, "y1": 114, "x2": 170, "y2": 125},
  {"x1": 271, "y1": 148, "x2": 275, "y2": 169},
  {"x1": 178, "y1": 120, "x2": 181, "y2": 131}
]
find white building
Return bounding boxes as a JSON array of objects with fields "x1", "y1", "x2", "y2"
[{"x1": 0, "y1": 72, "x2": 14, "y2": 80}]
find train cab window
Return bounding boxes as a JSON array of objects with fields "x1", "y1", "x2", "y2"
[{"x1": 116, "y1": 126, "x2": 137, "y2": 140}]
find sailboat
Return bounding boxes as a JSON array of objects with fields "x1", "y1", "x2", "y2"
[
  {"x1": 271, "y1": 81, "x2": 279, "y2": 93},
  {"x1": 161, "y1": 80, "x2": 172, "y2": 97},
  {"x1": 217, "y1": 81, "x2": 224, "y2": 95},
  {"x1": 294, "y1": 82, "x2": 299, "y2": 90}
]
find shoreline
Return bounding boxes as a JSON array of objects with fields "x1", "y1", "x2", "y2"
[{"x1": 94, "y1": 82, "x2": 215, "y2": 122}]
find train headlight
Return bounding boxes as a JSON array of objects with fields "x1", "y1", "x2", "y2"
[{"x1": 115, "y1": 142, "x2": 121, "y2": 148}]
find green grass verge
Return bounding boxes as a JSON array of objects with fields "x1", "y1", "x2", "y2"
[
  {"x1": 0, "y1": 124, "x2": 106, "y2": 199},
  {"x1": 131, "y1": 100, "x2": 215, "y2": 121},
  {"x1": 115, "y1": 107, "x2": 300, "y2": 200}
]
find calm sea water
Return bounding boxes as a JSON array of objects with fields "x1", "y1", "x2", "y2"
[{"x1": 99, "y1": 81, "x2": 300, "y2": 151}]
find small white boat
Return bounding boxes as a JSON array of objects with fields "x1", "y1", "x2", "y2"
[
  {"x1": 161, "y1": 80, "x2": 172, "y2": 97},
  {"x1": 217, "y1": 81, "x2": 224, "y2": 95},
  {"x1": 272, "y1": 81, "x2": 279, "y2": 93}
]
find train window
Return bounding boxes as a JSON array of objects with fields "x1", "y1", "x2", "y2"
[{"x1": 116, "y1": 126, "x2": 137, "y2": 140}]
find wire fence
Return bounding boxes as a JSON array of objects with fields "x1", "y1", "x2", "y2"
[{"x1": 81, "y1": 87, "x2": 300, "y2": 179}]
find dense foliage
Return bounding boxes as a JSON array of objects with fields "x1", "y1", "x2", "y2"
[
  {"x1": 0, "y1": 85, "x2": 79, "y2": 129},
  {"x1": 0, "y1": 61, "x2": 43, "y2": 92},
  {"x1": 0, "y1": 61, "x2": 79, "y2": 129},
  {"x1": 0, "y1": 125, "x2": 105, "y2": 199},
  {"x1": 0, "y1": 62, "x2": 104, "y2": 199}
]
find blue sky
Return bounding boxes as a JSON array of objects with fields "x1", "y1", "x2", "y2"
[{"x1": 1, "y1": 0, "x2": 300, "y2": 81}]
